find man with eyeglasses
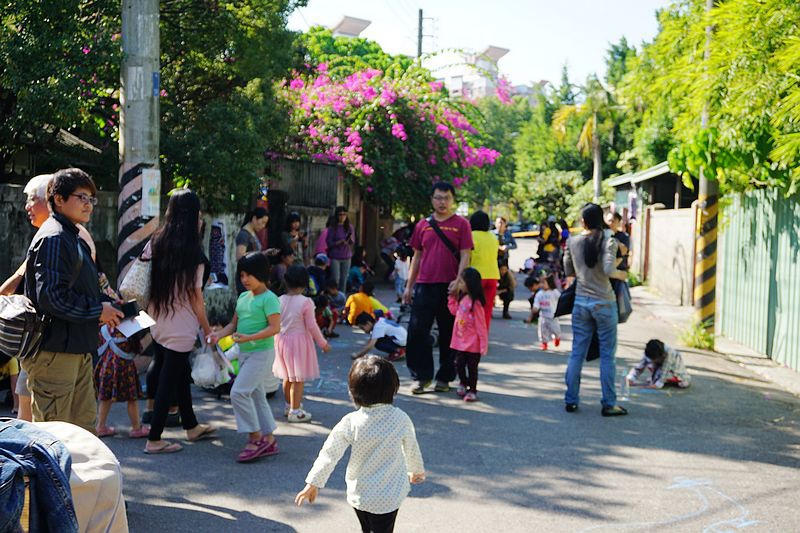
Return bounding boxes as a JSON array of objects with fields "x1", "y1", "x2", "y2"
[
  {"x1": 22, "y1": 168, "x2": 123, "y2": 433},
  {"x1": 402, "y1": 182, "x2": 472, "y2": 394}
]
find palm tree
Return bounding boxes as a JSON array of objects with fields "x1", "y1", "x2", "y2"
[{"x1": 551, "y1": 75, "x2": 614, "y2": 201}]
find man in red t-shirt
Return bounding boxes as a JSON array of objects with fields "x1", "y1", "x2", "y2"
[{"x1": 402, "y1": 182, "x2": 473, "y2": 394}]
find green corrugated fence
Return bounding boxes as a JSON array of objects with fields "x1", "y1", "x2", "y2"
[{"x1": 718, "y1": 190, "x2": 800, "y2": 373}]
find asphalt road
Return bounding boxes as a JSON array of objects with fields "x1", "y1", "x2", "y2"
[{"x1": 6, "y1": 267, "x2": 798, "y2": 532}]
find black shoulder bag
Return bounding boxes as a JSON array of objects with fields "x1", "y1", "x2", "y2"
[{"x1": 427, "y1": 216, "x2": 460, "y2": 261}]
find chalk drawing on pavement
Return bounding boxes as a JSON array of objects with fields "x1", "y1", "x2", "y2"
[
  {"x1": 578, "y1": 477, "x2": 760, "y2": 532},
  {"x1": 307, "y1": 370, "x2": 349, "y2": 394}
]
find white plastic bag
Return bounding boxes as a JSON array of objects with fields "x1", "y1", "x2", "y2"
[{"x1": 191, "y1": 347, "x2": 220, "y2": 387}]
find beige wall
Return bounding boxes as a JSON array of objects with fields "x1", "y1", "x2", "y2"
[{"x1": 646, "y1": 207, "x2": 695, "y2": 306}]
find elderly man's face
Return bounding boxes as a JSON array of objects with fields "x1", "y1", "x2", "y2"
[{"x1": 25, "y1": 194, "x2": 50, "y2": 228}]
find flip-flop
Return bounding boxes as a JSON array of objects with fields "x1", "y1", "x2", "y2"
[
  {"x1": 186, "y1": 424, "x2": 217, "y2": 442},
  {"x1": 143, "y1": 441, "x2": 183, "y2": 454}
]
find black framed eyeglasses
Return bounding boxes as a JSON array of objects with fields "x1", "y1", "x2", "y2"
[{"x1": 70, "y1": 193, "x2": 98, "y2": 206}]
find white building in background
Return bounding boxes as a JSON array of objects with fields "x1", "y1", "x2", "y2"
[
  {"x1": 330, "y1": 16, "x2": 371, "y2": 38},
  {"x1": 425, "y1": 45, "x2": 509, "y2": 98}
]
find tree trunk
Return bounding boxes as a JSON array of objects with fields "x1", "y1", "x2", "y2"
[{"x1": 592, "y1": 113, "x2": 602, "y2": 201}]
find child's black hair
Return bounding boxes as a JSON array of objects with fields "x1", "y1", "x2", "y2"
[
  {"x1": 645, "y1": 339, "x2": 666, "y2": 361},
  {"x1": 524, "y1": 275, "x2": 539, "y2": 288},
  {"x1": 314, "y1": 294, "x2": 330, "y2": 308},
  {"x1": 360, "y1": 280, "x2": 375, "y2": 296},
  {"x1": 459, "y1": 267, "x2": 485, "y2": 307},
  {"x1": 314, "y1": 255, "x2": 328, "y2": 267},
  {"x1": 349, "y1": 355, "x2": 399, "y2": 407},
  {"x1": 325, "y1": 279, "x2": 338, "y2": 290},
  {"x1": 543, "y1": 274, "x2": 557, "y2": 290},
  {"x1": 284, "y1": 264, "x2": 309, "y2": 289},
  {"x1": 469, "y1": 210, "x2": 491, "y2": 232},
  {"x1": 397, "y1": 246, "x2": 409, "y2": 259},
  {"x1": 237, "y1": 252, "x2": 270, "y2": 283},
  {"x1": 354, "y1": 312, "x2": 376, "y2": 327}
]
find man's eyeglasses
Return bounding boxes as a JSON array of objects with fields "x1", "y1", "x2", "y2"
[
  {"x1": 70, "y1": 193, "x2": 98, "y2": 206},
  {"x1": 432, "y1": 195, "x2": 452, "y2": 202}
]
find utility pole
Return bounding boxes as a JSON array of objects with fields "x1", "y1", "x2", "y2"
[
  {"x1": 417, "y1": 9, "x2": 423, "y2": 58},
  {"x1": 118, "y1": 0, "x2": 161, "y2": 282},
  {"x1": 693, "y1": 0, "x2": 718, "y2": 346}
]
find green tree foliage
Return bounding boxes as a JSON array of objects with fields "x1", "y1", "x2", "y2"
[
  {"x1": 0, "y1": 0, "x2": 120, "y2": 179},
  {"x1": 460, "y1": 95, "x2": 532, "y2": 208},
  {"x1": 621, "y1": 0, "x2": 800, "y2": 194},
  {"x1": 293, "y1": 26, "x2": 414, "y2": 79},
  {"x1": 513, "y1": 170, "x2": 583, "y2": 223},
  {"x1": 160, "y1": 0, "x2": 306, "y2": 211}
]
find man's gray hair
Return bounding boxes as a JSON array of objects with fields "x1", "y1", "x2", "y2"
[{"x1": 23, "y1": 174, "x2": 53, "y2": 200}]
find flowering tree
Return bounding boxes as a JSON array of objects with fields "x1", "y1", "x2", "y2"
[{"x1": 273, "y1": 61, "x2": 500, "y2": 216}]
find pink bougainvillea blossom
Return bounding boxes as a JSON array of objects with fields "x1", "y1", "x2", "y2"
[
  {"x1": 495, "y1": 77, "x2": 512, "y2": 105},
  {"x1": 391, "y1": 123, "x2": 408, "y2": 141}
]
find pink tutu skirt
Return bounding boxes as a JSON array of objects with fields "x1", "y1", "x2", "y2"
[{"x1": 273, "y1": 332, "x2": 320, "y2": 381}]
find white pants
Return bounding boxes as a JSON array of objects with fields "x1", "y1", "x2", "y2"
[
  {"x1": 538, "y1": 316, "x2": 562, "y2": 342},
  {"x1": 230, "y1": 348, "x2": 278, "y2": 435}
]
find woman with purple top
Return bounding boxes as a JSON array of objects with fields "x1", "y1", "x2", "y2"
[{"x1": 326, "y1": 206, "x2": 355, "y2": 293}]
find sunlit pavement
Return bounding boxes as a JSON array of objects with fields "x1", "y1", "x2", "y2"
[{"x1": 5, "y1": 271, "x2": 796, "y2": 532}]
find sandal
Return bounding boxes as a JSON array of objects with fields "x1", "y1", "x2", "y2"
[
  {"x1": 97, "y1": 426, "x2": 117, "y2": 438},
  {"x1": 144, "y1": 441, "x2": 183, "y2": 454},
  {"x1": 129, "y1": 425, "x2": 150, "y2": 439},
  {"x1": 186, "y1": 423, "x2": 217, "y2": 442},
  {"x1": 237, "y1": 437, "x2": 279, "y2": 463}
]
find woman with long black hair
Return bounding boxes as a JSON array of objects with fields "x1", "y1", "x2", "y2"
[
  {"x1": 563, "y1": 203, "x2": 629, "y2": 417},
  {"x1": 144, "y1": 189, "x2": 216, "y2": 453}
]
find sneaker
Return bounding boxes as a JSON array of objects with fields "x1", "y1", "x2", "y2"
[
  {"x1": 434, "y1": 380, "x2": 450, "y2": 392},
  {"x1": 288, "y1": 409, "x2": 313, "y2": 423},
  {"x1": 540, "y1": 342, "x2": 548, "y2": 351},
  {"x1": 284, "y1": 403, "x2": 302, "y2": 417},
  {"x1": 387, "y1": 347, "x2": 406, "y2": 362},
  {"x1": 410, "y1": 380, "x2": 431, "y2": 394},
  {"x1": 456, "y1": 384, "x2": 467, "y2": 397},
  {"x1": 502, "y1": 313, "x2": 512, "y2": 319},
  {"x1": 565, "y1": 403, "x2": 578, "y2": 413},
  {"x1": 554, "y1": 337, "x2": 561, "y2": 347},
  {"x1": 601, "y1": 405, "x2": 628, "y2": 417},
  {"x1": 464, "y1": 392, "x2": 478, "y2": 402}
]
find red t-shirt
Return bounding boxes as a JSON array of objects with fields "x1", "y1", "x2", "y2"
[{"x1": 409, "y1": 214, "x2": 473, "y2": 284}]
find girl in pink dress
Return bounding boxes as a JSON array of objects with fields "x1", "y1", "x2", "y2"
[{"x1": 274, "y1": 265, "x2": 330, "y2": 423}]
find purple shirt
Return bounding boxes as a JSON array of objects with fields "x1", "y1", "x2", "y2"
[
  {"x1": 326, "y1": 224, "x2": 354, "y2": 260},
  {"x1": 410, "y1": 214, "x2": 473, "y2": 284}
]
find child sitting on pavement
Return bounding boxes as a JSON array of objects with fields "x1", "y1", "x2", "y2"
[
  {"x1": 324, "y1": 279, "x2": 346, "y2": 317},
  {"x1": 627, "y1": 339, "x2": 692, "y2": 389},
  {"x1": 353, "y1": 312, "x2": 408, "y2": 362},
  {"x1": 345, "y1": 281, "x2": 375, "y2": 325},
  {"x1": 314, "y1": 294, "x2": 339, "y2": 338}
]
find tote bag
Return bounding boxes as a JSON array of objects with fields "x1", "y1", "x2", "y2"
[{"x1": 118, "y1": 258, "x2": 151, "y2": 309}]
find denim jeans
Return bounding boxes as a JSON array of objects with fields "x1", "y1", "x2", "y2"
[
  {"x1": 0, "y1": 419, "x2": 78, "y2": 533},
  {"x1": 565, "y1": 295, "x2": 618, "y2": 407},
  {"x1": 330, "y1": 258, "x2": 351, "y2": 294},
  {"x1": 394, "y1": 276, "x2": 406, "y2": 299},
  {"x1": 406, "y1": 283, "x2": 455, "y2": 383}
]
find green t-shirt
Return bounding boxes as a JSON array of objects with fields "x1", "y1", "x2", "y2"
[{"x1": 236, "y1": 289, "x2": 280, "y2": 352}]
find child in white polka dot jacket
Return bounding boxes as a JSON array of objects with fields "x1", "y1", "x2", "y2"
[{"x1": 295, "y1": 356, "x2": 426, "y2": 533}]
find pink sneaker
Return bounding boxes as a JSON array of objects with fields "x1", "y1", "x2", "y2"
[
  {"x1": 456, "y1": 384, "x2": 467, "y2": 397},
  {"x1": 464, "y1": 392, "x2": 478, "y2": 402}
]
